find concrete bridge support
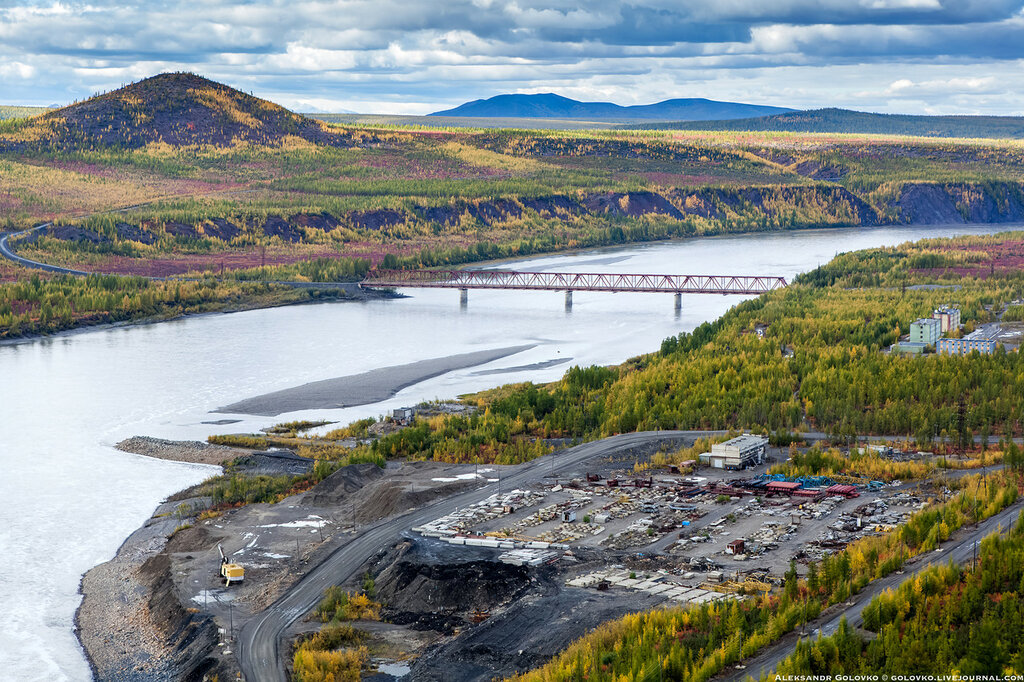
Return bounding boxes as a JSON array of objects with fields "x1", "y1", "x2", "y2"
[
  {"x1": 564, "y1": 290, "x2": 573, "y2": 312},
  {"x1": 459, "y1": 288, "x2": 468, "y2": 310},
  {"x1": 674, "y1": 292, "x2": 682, "y2": 317}
]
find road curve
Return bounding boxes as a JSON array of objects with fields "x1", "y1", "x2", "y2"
[
  {"x1": 724, "y1": 499, "x2": 1024, "y2": 681},
  {"x1": 236, "y1": 430, "x2": 697, "y2": 682},
  {"x1": 0, "y1": 223, "x2": 93, "y2": 275},
  {"x1": 0, "y1": 223, "x2": 366, "y2": 294}
]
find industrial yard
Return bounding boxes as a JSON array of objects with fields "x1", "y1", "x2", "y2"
[
  {"x1": 407, "y1": 434, "x2": 930, "y2": 613},
  {"x1": 88, "y1": 430, "x2": 991, "y2": 681}
]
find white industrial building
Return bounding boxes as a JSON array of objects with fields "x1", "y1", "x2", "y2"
[{"x1": 699, "y1": 434, "x2": 769, "y2": 470}]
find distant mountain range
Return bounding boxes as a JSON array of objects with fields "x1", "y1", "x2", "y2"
[
  {"x1": 429, "y1": 93, "x2": 794, "y2": 121},
  {"x1": 641, "y1": 108, "x2": 1024, "y2": 139}
]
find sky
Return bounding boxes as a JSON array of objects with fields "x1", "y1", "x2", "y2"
[{"x1": 1, "y1": 0, "x2": 1023, "y2": 116}]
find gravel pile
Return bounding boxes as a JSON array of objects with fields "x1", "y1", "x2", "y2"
[{"x1": 116, "y1": 436, "x2": 244, "y2": 465}]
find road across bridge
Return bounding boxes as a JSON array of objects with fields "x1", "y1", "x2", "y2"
[{"x1": 360, "y1": 269, "x2": 787, "y2": 308}]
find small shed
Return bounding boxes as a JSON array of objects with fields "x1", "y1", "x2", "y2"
[
  {"x1": 726, "y1": 539, "x2": 746, "y2": 555},
  {"x1": 561, "y1": 510, "x2": 577, "y2": 523},
  {"x1": 392, "y1": 407, "x2": 414, "y2": 424}
]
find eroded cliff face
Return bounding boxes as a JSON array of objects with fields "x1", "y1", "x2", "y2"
[
  {"x1": 76, "y1": 508, "x2": 230, "y2": 682},
  {"x1": 140, "y1": 553, "x2": 224, "y2": 682},
  {"x1": 891, "y1": 182, "x2": 1024, "y2": 224},
  {"x1": 45, "y1": 181, "x2": 1024, "y2": 256}
]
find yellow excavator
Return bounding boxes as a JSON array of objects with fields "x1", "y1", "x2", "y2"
[{"x1": 219, "y1": 544, "x2": 244, "y2": 586}]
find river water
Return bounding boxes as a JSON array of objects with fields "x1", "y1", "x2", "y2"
[{"x1": 0, "y1": 224, "x2": 1013, "y2": 680}]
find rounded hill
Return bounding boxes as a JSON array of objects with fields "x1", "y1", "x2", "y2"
[{"x1": 1, "y1": 72, "x2": 351, "y2": 150}]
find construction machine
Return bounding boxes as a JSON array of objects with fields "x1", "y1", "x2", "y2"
[{"x1": 218, "y1": 544, "x2": 244, "y2": 586}]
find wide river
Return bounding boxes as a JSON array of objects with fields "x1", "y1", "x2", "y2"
[{"x1": 0, "y1": 224, "x2": 1013, "y2": 680}]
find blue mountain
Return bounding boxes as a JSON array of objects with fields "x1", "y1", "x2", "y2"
[{"x1": 429, "y1": 93, "x2": 793, "y2": 121}]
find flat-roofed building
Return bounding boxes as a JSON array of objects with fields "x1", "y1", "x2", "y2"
[
  {"x1": 698, "y1": 434, "x2": 768, "y2": 470},
  {"x1": 933, "y1": 307, "x2": 961, "y2": 333},
  {"x1": 910, "y1": 318, "x2": 941, "y2": 346},
  {"x1": 938, "y1": 337, "x2": 997, "y2": 355}
]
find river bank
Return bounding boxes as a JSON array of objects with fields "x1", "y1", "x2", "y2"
[
  {"x1": 73, "y1": 456, "x2": 510, "y2": 681},
  {"x1": 6, "y1": 219, "x2": 1024, "y2": 347},
  {"x1": 0, "y1": 282, "x2": 398, "y2": 347},
  {"x1": 74, "y1": 498, "x2": 228, "y2": 682}
]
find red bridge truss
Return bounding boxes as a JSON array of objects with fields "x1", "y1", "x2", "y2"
[{"x1": 360, "y1": 269, "x2": 787, "y2": 295}]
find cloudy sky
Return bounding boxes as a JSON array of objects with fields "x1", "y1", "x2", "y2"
[{"x1": 2, "y1": 0, "x2": 1023, "y2": 115}]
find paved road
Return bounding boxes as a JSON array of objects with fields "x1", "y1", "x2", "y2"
[
  {"x1": 723, "y1": 499, "x2": 1024, "y2": 682},
  {"x1": 236, "y1": 430, "x2": 695, "y2": 682},
  {"x1": 0, "y1": 223, "x2": 93, "y2": 275},
  {"x1": 0, "y1": 222, "x2": 364, "y2": 295}
]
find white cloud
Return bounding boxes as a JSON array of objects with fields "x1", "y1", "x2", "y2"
[
  {"x1": 0, "y1": 61, "x2": 36, "y2": 79},
  {"x1": 0, "y1": 0, "x2": 1022, "y2": 114}
]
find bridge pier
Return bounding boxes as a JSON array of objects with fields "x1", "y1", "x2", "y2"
[
  {"x1": 459, "y1": 288, "x2": 468, "y2": 310},
  {"x1": 564, "y1": 290, "x2": 573, "y2": 312},
  {"x1": 674, "y1": 292, "x2": 682, "y2": 317}
]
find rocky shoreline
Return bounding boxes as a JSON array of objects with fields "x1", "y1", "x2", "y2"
[
  {"x1": 75, "y1": 498, "x2": 229, "y2": 682},
  {"x1": 77, "y1": 440, "x2": 239, "y2": 681},
  {"x1": 74, "y1": 443, "x2": 497, "y2": 682}
]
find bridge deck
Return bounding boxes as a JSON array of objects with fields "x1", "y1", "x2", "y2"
[{"x1": 360, "y1": 269, "x2": 787, "y2": 295}]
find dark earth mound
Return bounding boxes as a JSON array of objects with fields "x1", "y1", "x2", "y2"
[
  {"x1": 375, "y1": 559, "x2": 531, "y2": 614},
  {"x1": 302, "y1": 462, "x2": 388, "y2": 506}
]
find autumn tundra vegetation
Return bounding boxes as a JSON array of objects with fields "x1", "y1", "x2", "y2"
[{"x1": 5, "y1": 73, "x2": 1024, "y2": 338}]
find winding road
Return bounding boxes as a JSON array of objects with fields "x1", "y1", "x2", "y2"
[
  {"x1": 0, "y1": 222, "x2": 366, "y2": 295},
  {"x1": 236, "y1": 430, "x2": 695, "y2": 681},
  {"x1": 0, "y1": 223, "x2": 91, "y2": 275}
]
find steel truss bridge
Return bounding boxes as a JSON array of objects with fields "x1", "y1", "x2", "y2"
[{"x1": 360, "y1": 269, "x2": 787, "y2": 296}]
